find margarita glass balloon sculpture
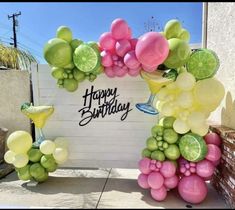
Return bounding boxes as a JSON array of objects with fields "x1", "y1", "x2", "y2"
[{"x1": 21, "y1": 103, "x2": 54, "y2": 147}]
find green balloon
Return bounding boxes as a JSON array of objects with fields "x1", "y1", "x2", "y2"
[
  {"x1": 63, "y1": 78, "x2": 78, "y2": 92},
  {"x1": 29, "y1": 163, "x2": 45, "y2": 178},
  {"x1": 28, "y1": 148, "x2": 43, "y2": 163},
  {"x1": 34, "y1": 171, "x2": 49, "y2": 183},
  {"x1": 40, "y1": 154, "x2": 56, "y2": 169},
  {"x1": 178, "y1": 28, "x2": 190, "y2": 42},
  {"x1": 163, "y1": 128, "x2": 179, "y2": 144},
  {"x1": 73, "y1": 68, "x2": 86, "y2": 82},
  {"x1": 18, "y1": 165, "x2": 32, "y2": 181},
  {"x1": 164, "y1": 144, "x2": 180, "y2": 160},
  {"x1": 164, "y1": 19, "x2": 182, "y2": 39},
  {"x1": 51, "y1": 67, "x2": 64, "y2": 79},
  {"x1": 46, "y1": 163, "x2": 58, "y2": 173},
  {"x1": 70, "y1": 39, "x2": 83, "y2": 51},
  {"x1": 142, "y1": 148, "x2": 152, "y2": 158},
  {"x1": 163, "y1": 117, "x2": 176, "y2": 128},
  {"x1": 146, "y1": 137, "x2": 158, "y2": 151},
  {"x1": 56, "y1": 26, "x2": 73, "y2": 42},
  {"x1": 151, "y1": 150, "x2": 165, "y2": 161}
]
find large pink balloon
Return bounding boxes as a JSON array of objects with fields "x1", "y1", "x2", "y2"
[
  {"x1": 164, "y1": 175, "x2": 179, "y2": 189},
  {"x1": 130, "y1": 38, "x2": 138, "y2": 50},
  {"x1": 204, "y1": 133, "x2": 221, "y2": 146},
  {"x1": 135, "y1": 32, "x2": 169, "y2": 67},
  {"x1": 147, "y1": 172, "x2": 164, "y2": 189},
  {"x1": 151, "y1": 186, "x2": 167, "y2": 201},
  {"x1": 111, "y1": 18, "x2": 129, "y2": 40},
  {"x1": 138, "y1": 173, "x2": 150, "y2": 189},
  {"x1": 138, "y1": 158, "x2": 151, "y2": 174},
  {"x1": 160, "y1": 161, "x2": 176, "y2": 178},
  {"x1": 142, "y1": 64, "x2": 157, "y2": 73},
  {"x1": 196, "y1": 159, "x2": 215, "y2": 178},
  {"x1": 101, "y1": 50, "x2": 113, "y2": 67},
  {"x1": 178, "y1": 175, "x2": 208, "y2": 204},
  {"x1": 115, "y1": 39, "x2": 131, "y2": 57},
  {"x1": 99, "y1": 32, "x2": 116, "y2": 51},
  {"x1": 124, "y1": 50, "x2": 140, "y2": 69},
  {"x1": 104, "y1": 67, "x2": 115, "y2": 78},
  {"x1": 205, "y1": 144, "x2": 222, "y2": 162}
]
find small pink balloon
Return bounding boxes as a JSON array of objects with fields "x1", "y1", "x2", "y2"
[
  {"x1": 128, "y1": 67, "x2": 141, "y2": 77},
  {"x1": 211, "y1": 159, "x2": 220, "y2": 166},
  {"x1": 160, "y1": 161, "x2": 176, "y2": 178},
  {"x1": 151, "y1": 160, "x2": 157, "y2": 164},
  {"x1": 178, "y1": 175, "x2": 208, "y2": 204},
  {"x1": 101, "y1": 51, "x2": 113, "y2": 67},
  {"x1": 185, "y1": 170, "x2": 191, "y2": 176},
  {"x1": 189, "y1": 162, "x2": 196, "y2": 167},
  {"x1": 142, "y1": 64, "x2": 157, "y2": 73},
  {"x1": 135, "y1": 32, "x2": 169, "y2": 67},
  {"x1": 151, "y1": 185, "x2": 167, "y2": 201},
  {"x1": 147, "y1": 172, "x2": 164, "y2": 189},
  {"x1": 104, "y1": 67, "x2": 115, "y2": 78},
  {"x1": 112, "y1": 55, "x2": 119, "y2": 61},
  {"x1": 190, "y1": 167, "x2": 196, "y2": 173},
  {"x1": 138, "y1": 158, "x2": 151, "y2": 174},
  {"x1": 204, "y1": 132, "x2": 221, "y2": 146},
  {"x1": 178, "y1": 157, "x2": 188, "y2": 166},
  {"x1": 130, "y1": 38, "x2": 138, "y2": 50},
  {"x1": 115, "y1": 39, "x2": 131, "y2": 57},
  {"x1": 206, "y1": 144, "x2": 222, "y2": 162},
  {"x1": 164, "y1": 175, "x2": 179, "y2": 189},
  {"x1": 180, "y1": 167, "x2": 186, "y2": 174},
  {"x1": 196, "y1": 159, "x2": 215, "y2": 178},
  {"x1": 111, "y1": 18, "x2": 129, "y2": 40},
  {"x1": 113, "y1": 65, "x2": 127, "y2": 77},
  {"x1": 156, "y1": 161, "x2": 162, "y2": 169},
  {"x1": 99, "y1": 32, "x2": 116, "y2": 51},
  {"x1": 127, "y1": 27, "x2": 132, "y2": 40},
  {"x1": 124, "y1": 50, "x2": 141, "y2": 69},
  {"x1": 150, "y1": 164, "x2": 157, "y2": 171},
  {"x1": 185, "y1": 163, "x2": 190, "y2": 169},
  {"x1": 138, "y1": 173, "x2": 150, "y2": 189}
]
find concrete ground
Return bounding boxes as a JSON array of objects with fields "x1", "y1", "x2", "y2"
[{"x1": 0, "y1": 168, "x2": 230, "y2": 209}]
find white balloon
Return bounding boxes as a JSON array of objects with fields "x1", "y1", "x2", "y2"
[
  {"x1": 4, "y1": 150, "x2": 16, "y2": 164},
  {"x1": 40, "y1": 140, "x2": 56, "y2": 155},
  {"x1": 161, "y1": 102, "x2": 175, "y2": 116},
  {"x1": 53, "y1": 147, "x2": 68, "y2": 164},
  {"x1": 190, "y1": 123, "x2": 209, "y2": 136},
  {"x1": 12, "y1": 153, "x2": 29, "y2": 168},
  {"x1": 176, "y1": 72, "x2": 196, "y2": 91},
  {"x1": 173, "y1": 118, "x2": 190, "y2": 134},
  {"x1": 187, "y1": 112, "x2": 206, "y2": 128},
  {"x1": 177, "y1": 91, "x2": 193, "y2": 108}
]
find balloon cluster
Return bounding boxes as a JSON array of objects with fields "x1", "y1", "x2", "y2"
[
  {"x1": 4, "y1": 131, "x2": 69, "y2": 183},
  {"x1": 138, "y1": 158, "x2": 178, "y2": 201}
]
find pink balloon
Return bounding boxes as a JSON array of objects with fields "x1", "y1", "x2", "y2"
[
  {"x1": 160, "y1": 161, "x2": 176, "y2": 178},
  {"x1": 205, "y1": 144, "x2": 222, "y2": 162},
  {"x1": 115, "y1": 39, "x2": 131, "y2": 57},
  {"x1": 151, "y1": 185, "x2": 167, "y2": 201},
  {"x1": 124, "y1": 50, "x2": 140, "y2": 69},
  {"x1": 138, "y1": 173, "x2": 150, "y2": 189},
  {"x1": 204, "y1": 132, "x2": 221, "y2": 146},
  {"x1": 101, "y1": 50, "x2": 113, "y2": 67},
  {"x1": 112, "y1": 55, "x2": 119, "y2": 61},
  {"x1": 113, "y1": 65, "x2": 127, "y2": 77},
  {"x1": 104, "y1": 67, "x2": 115, "y2": 78},
  {"x1": 127, "y1": 27, "x2": 132, "y2": 40},
  {"x1": 164, "y1": 175, "x2": 179, "y2": 189},
  {"x1": 178, "y1": 175, "x2": 208, "y2": 204},
  {"x1": 135, "y1": 32, "x2": 169, "y2": 67},
  {"x1": 211, "y1": 159, "x2": 220, "y2": 167},
  {"x1": 128, "y1": 67, "x2": 141, "y2": 77},
  {"x1": 138, "y1": 158, "x2": 151, "y2": 174},
  {"x1": 196, "y1": 159, "x2": 215, "y2": 178},
  {"x1": 142, "y1": 64, "x2": 157, "y2": 73},
  {"x1": 130, "y1": 38, "x2": 138, "y2": 50},
  {"x1": 203, "y1": 175, "x2": 213, "y2": 181},
  {"x1": 99, "y1": 32, "x2": 116, "y2": 51},
  {"x1": 111, "y1": 18, "x2": 129, "y2": 40},
  {"x1": 147, "y1": 172, "x2": 164, "y2": 189}
]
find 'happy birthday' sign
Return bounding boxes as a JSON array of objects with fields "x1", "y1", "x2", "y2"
[{"x1": 78, "y1": 85, "x2": 133, "y2": 126}]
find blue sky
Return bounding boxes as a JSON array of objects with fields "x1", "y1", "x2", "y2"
[{"x1": 0, "y1": 2, "x2": 202, "y2": 63}]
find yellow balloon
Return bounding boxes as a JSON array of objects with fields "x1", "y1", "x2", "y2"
[
  {"x1": 53, "y1": 147, "x2": 68, "y2": 164},
  {"x1": 4, "y1": 150, "x2": 16, "y2": 164},
  {"x1": 161, "y1": 102, "x2": 175, "y2": 116},
  {"x1": 176, "y1": 72, "x2": 196, "y2": 91},
  {"x1": 157, "y1": 88, "x2": 169, "y2": 101},
  {"x1": 7, "y1": 131, "x2": 32, "y2": 154},
  {"x1": 190, "y1": 123, "x2": 209, "y2": 136},
  {"x1": 173, "y1": 118, "x2": 190, "y2": 134},
  {"x1": 178, "y1": 109, "x2": 190, "y2": 121},
  {"x1": 187, "y1": 112, "x2": 206, "y2": 128},
  {"x1": 176, "y1": 91, "x2": 193, "y2": 108},
  {"x1": 13, "y1": 153, "x2": 29, "y2": 168},
  {"x1": 54, "y1": 137, "x2": 68, "y2": 149},
  {"x1": 40, "y1": 140, "x2": 56, "y2": 155}
]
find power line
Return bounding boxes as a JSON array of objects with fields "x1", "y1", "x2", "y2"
[{"x1": 8, "y1": 11, "x2": 21, "y2": 48}]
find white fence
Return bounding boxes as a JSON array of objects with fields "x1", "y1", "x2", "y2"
[{"x1": 32, "y1": 64, "x2": 157, "y2": 168}]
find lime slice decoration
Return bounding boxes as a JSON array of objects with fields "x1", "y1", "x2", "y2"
[
  {"x1": 73, "y1": 44, "x2": 99, "y2": 73},
  {"x1": 179, "y1": 132, "x2": 208, "y2": 162},
  {"x1": 186, "y1": 48, "x2": 219, "y2": 80}
]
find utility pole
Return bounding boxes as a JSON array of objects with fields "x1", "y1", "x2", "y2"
[{"x1": 8, "y1": 11, "x2": 21, "y2": 48}]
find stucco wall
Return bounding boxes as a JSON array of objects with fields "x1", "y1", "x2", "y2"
[
  {"x1": 207, "y1": 3, "x2": 235, "y2": 129},
  {"x1": 0, "y1": 70, "x2": 31, "y2": 139}
]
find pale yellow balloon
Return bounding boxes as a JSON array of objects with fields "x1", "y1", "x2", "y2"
[
  {"x1": 178, "y1": 109, "x2": 190, "y2": 121},
  {"x1": 177, "y1": 91, "x2": 193, "y2": 108},
  {"x1": 161, "y1": 102, "x2": 175, "y2": 116},
  {"x1": 53, "y1": 147, "x2": 68, "y2": 164},
  {"x1": 175, "y1": 72, "x2": 196, "y2": 91},
  {"x1": 7, "y1": 131, "x2": 32, "y2": 154},
  {"x1": 54, "y1": 137, "x2": 68, "y2": 149},
  {"x1": 173, "y1": 118, "x2": 190, "y2": 134},
  {"x1": 187, "y1": 112, "x2": 206, "y2": 128},
  {"x1": 4, "y1": 150, "x2": 16, "y2": 164},
  {"x1": 190, "y1": 123, "x2": 209, "y2": 136},
  {"x1": 157, "y1": 88, "x2": 169, "y2": 101},
  {"x1": 40, "y1": 140, "x2": 56, "y2": 155},
  {"x1": 12, "y1": 153, "x2": 29, "y2": 168}
]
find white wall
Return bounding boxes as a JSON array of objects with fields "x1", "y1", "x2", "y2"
[{"x1": 207, "y1": 3, "x2": 235, "y2": 129}]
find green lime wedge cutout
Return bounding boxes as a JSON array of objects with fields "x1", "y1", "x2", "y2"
[
  {"x1": 73, "y1": 44, "x2": 99, "y2": 73},
  {"x1": 179, "y1": 132, "x2": 208, "y2": 162},
  {"x1": 186, "y1": 48, "x2": 220, "y2": 80}
]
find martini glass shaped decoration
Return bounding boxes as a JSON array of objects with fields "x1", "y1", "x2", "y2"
[
  {"x1": 21, "y1": 102, "x2": 54, "y2": 147},
  {"x1": 136, "y1": 70, "x2": 176, "y2": 115}
]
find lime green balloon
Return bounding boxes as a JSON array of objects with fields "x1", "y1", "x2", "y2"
[
  {"x1": 29, "y1": 163, "x2": 46, "y2": 178},
  {"x1": 164, "y1": 38, "x2": 191, "y2": 69},
  {"x1": 13, "y1": 153, "x2": 29, "y2": 168},
  {"x1": 53, "y1": 147, "x2": 68, "y2": 164},
  {"x1": 178, "y1": 28, "x2": 190, "y2": 42},
  {"x1": 164, "y1": 19, "x2": 182, "y2": 39},
  {"x1": 40, "y1": 154, "x2": 56, "y2": 169},
  {"x1": 7, "y1": 131, "x2": 32, "y2": 154},
  {"x1": 34, "y1": 171, "x2": 49, "y2": 183},
  {"x1": 28, "y1": 148, "x2": 43, "y2": 162},
  {"x1": 64, "y1": 62, "x2": 75, "y2": 70},
  {"x1": 70, "y1": 39, "x2": 83, "y2": 51},
  {"x1": 46, "y1": 162, "x2": 58, "y2": 173},
  {"x1": 56, "y1": 26, "x2": 73, "y2": 42},
  {"x1": 18, "y1": 165, "x2": 32, "y2": 181},
  {"x1": 63, "y1": 78, "x2": 78, "y2": 92},
  {"x1": 51, "y1": 67, "x2": 64, "y2": 79},
  {"x1": 73, "y1": 69, "x2": 86, "y2": 82},
  {"x1": 54, "y1": 137, "x2": 68, "y2": 149},
  {"x1": 40, "y1": 140, "x2": 56, "y2": 155},
  {"x1": 4, "y1": 150, "x2": 16, "y2": 164}
]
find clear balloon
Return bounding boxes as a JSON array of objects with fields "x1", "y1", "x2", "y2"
[
  {"x1": 53, "y1": 147, "x2": 69, "y2": 164},
  {"x1": 40, "y1": 140, "x2": 56, "y2": 155},
  {"x1": 190, "y1": 123, "x2": 209, "y2": 136},
  {"x1": 99, "y1": 32, "x2": 116, "y2": 51},
  {"x1": 111, "y1": 18, "x2": 129, "y2": 40},
  {"x1": 175, "y1": 72, "x2": 196, "y2": 91}
]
